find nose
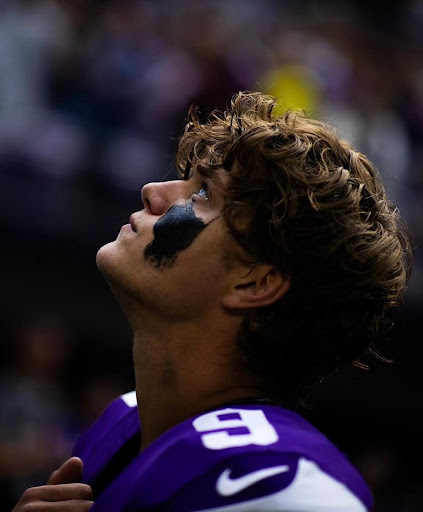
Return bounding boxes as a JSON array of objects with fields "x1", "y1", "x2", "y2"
[{"x1": 141, "y1": 180, "x2": 187, "y2": 216}]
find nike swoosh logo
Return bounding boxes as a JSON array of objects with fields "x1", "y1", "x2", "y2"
[{"x1": 216, "y1": 465, "x2": 290, "y2": 496}]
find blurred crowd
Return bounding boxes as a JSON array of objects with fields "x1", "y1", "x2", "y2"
[
  {"x1": 1, "y1": 0, "x2": 423, "y2": 252},
  {"x1": 0, "y1": 0, "x2": 422, "y2": 510}
]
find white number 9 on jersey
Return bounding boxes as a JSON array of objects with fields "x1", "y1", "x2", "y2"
[{"x1": 193, "y1": 408, "x2": 279, "y2": 450}]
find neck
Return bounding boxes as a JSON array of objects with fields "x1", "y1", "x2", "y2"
[{"x1": 131, "y1": 313, "x2": 265, "y2": 452}]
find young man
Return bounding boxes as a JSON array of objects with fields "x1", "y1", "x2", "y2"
[{"x1": 13, "y1": 92, "x2": 411, "y2": 511}]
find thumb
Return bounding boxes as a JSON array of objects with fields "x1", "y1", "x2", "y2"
[{"x1": 48, "y1": 457, "x2": 84, "y2": 485}]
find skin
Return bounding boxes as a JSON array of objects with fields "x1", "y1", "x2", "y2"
[
  {"x1": 13, "y1": 165, "x2": 290, "y2": 509},
  {"x1": 12, "y1": 457, "x2": 94, "y2": 511},
  {"x1": 95, "y1": 165, "x2": 290, "y2": 450}
]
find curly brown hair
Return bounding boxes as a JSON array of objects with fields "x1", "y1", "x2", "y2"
[{"x1": 176, "y1": 91, "x2": 412, "y2": 403}]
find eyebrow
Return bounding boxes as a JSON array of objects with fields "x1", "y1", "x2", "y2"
[{"x1": 196, "y1": 162, "x2": 226, "y2": 192}]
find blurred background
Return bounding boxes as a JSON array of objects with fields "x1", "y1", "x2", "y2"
[{"x1": 0, "y1": 0, "x2": 421, "y2": 510}]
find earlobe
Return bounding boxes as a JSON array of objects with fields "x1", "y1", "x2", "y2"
[{"x1": 222, "y1": 265, "x2": 291, "y2": 311}]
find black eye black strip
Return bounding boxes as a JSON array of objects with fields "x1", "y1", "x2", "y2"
[{"x1": 144, "y1": 200, "x2": 208, "y2": 269}]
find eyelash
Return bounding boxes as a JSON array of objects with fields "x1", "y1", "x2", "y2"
[{"x1": 194, "y1": 181, "x2": 210, "y2": 201}]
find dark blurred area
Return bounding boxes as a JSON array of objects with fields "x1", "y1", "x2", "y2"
[{"x1": 0, "y1": 0, "x2": 422, "y2": 510}]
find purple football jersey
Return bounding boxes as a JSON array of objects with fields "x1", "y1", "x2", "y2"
[{"x1": 73, "y1": 391, "x2": 373, "y2": 511}]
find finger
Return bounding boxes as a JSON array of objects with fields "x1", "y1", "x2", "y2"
[
  {"x1": 48, "y1": 457, "x2": 84, "y2": 485},
  {"x1": 55, "y1": 500, "x2": 94, "y2": 511},
  {"x1": 24, "y1": 500, "x2": 94, "y2": 511},
  {"x1": 23, "y1": 483, "x2": 93, "y2": 502}
]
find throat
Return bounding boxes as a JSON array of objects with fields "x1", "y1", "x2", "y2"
[
  {"x1": 136, "y1": 379, "x2": 269, "y2": 453},
  {"x1": 132, "y1": 329, "x2": 266, "y2": 453}
]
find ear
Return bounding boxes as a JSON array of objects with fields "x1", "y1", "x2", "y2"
[{"x1": 221, "y1": 264, "x2": 291, "y2": 311}]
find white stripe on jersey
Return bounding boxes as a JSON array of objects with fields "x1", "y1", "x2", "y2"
[
  {"x1": 194, "y1": 458, "x2": 367, "y2": 512},
  {"x1": 121, "y1": 391, "x2": 138, "y2": 408}
]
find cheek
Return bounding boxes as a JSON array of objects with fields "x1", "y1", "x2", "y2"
[
  {"x1": 143, "y1": 201, "x2": 210, "y2": 270},
  {"x1": 160, "y1": 241, "x2": 229, "y2": 311}
]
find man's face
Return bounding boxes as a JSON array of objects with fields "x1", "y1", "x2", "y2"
[{"x1": 96, "y1": 165, "x2": 240, "y2": 321}]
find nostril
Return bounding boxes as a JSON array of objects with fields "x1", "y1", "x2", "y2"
[
  {"x1": 141, "y1": 182, "x2": 168, "y2": 215},
  {"x1": 141, "y1": 185, "x2": 152, "y2": 213},
  {"x1": 141, "y1": 180, "x2": 180, "y2": 216},
  {"x1": 143, "y1": 195, "x2": 151, "y2": 213}
]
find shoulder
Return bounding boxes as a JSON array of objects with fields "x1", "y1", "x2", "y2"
[
  {"x1": 163, "y1": 454, "x2": 369, "y2": 512},
  {"x1": 74, "y1": 390, "x2": 138, "y2": 456},
  {"x1": 128, "y1": 404, "x2": 373, "y2": 512},
  {"x1": 73, "y1": 391, "x2": 139, "y2": 483}
]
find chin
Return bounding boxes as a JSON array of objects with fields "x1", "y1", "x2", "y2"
[
  {"x1": 96, "y1": 241, "x2": 119, "y2": 277},
  {"x1": 96, "y1": 241, "x2": 142, "y2": 298}
]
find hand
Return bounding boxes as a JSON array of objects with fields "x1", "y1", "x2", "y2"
[{"x1": 12, "y1": 457, "x2": 94, "y2": 511}]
